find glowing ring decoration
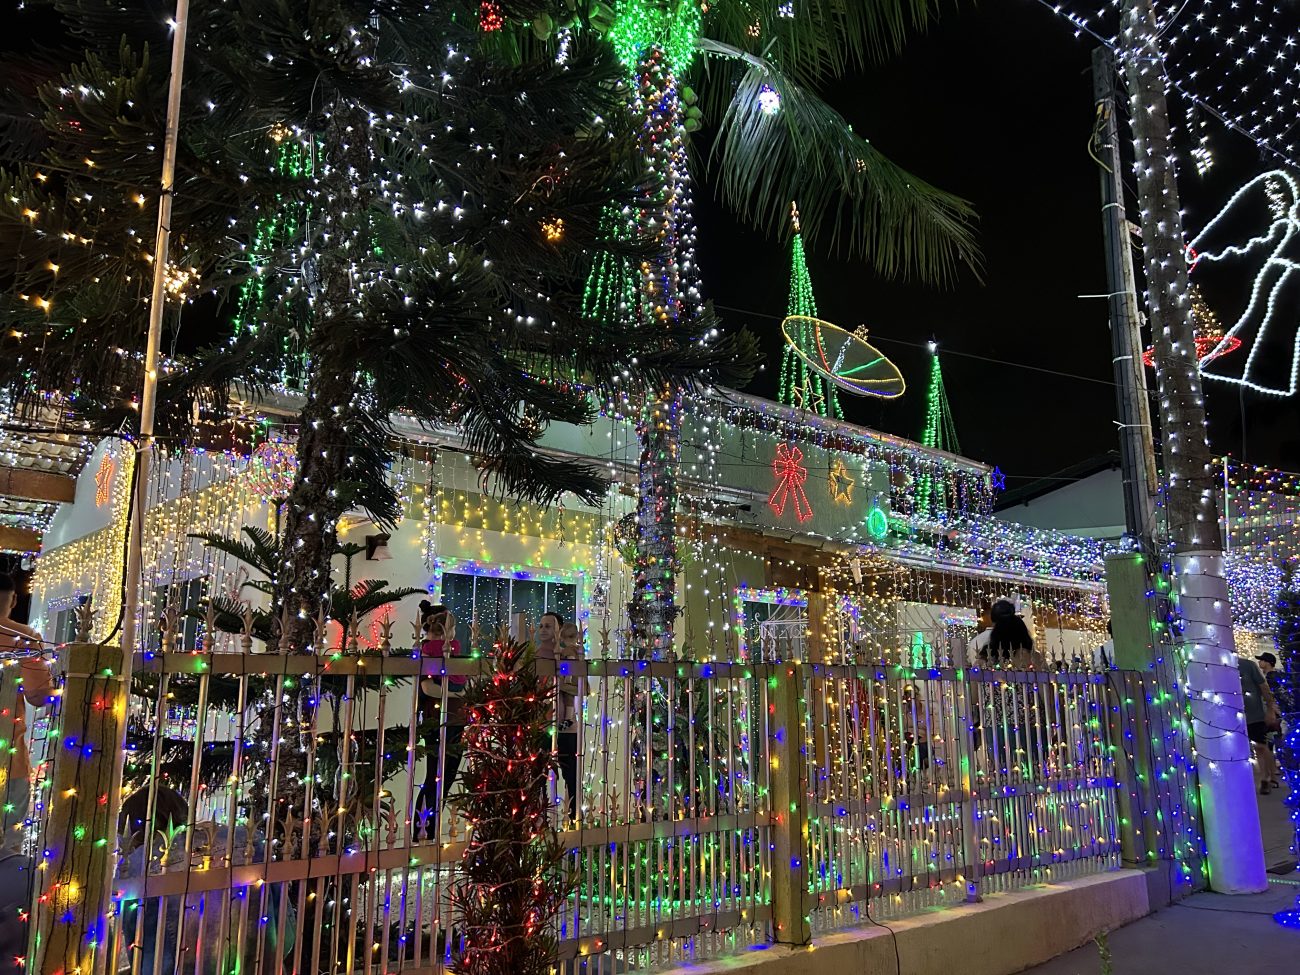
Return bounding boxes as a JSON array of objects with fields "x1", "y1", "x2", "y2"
[
  {"x1": 247, "y1": 440, "x2": 298, "y2": 501},
  {"x1": 1141, "y1": 335, "x2": 1242, "y2": 369},
  {"x1": 780, "y1": 315, "x2": 906, "y2": 399},
  {"x1": 866, "y1": 507, "x2": 889, "y2": 540}
]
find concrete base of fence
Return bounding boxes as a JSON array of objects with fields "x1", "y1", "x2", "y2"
[{"x1": 657, "y1": 869, "x2": 1153, "y2": 975}]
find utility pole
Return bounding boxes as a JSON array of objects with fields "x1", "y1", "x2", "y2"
[
  {"x1": 1118, "y1": 0, "x2": 1266, "y2": 894},
  {"x1": 1092, "y1": 47, "x2": 1158, "y2": 547}
]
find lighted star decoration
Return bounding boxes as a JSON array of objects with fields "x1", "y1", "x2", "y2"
[
  {"x1": 828, "y1": 458, "x2": 854, "y2": 505},
  {"x1": 991, "y1": 467, "x2": 1006, "y2": 491},
  {"x1": 94, "y1": 452, "x2": 115, "y2": 507},
  {"x1": 1191, "y1": 170, "x2": 1300, "y2": 398}
]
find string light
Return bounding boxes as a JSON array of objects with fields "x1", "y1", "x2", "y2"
[
  {"x1": 1189, "y1": 170, "x2": 1300, "y2": 397},
  {"x1": 1033, "y1": 0, "x2": 1300, "y2": 168},
  {"x1": 779, "y1": 208, "x2": 840, "y2": 418}
]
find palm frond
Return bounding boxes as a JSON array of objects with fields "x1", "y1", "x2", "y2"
[
  {"x1": 184, "y1": 593, "x2": 275, "y2": 642},
  {"x1": 328, "y1": 580, "x2": 423, "y2": 625},
  {"x1": 189, "y1": 528, "x2": 279, "y2": 580},
  {"x1": 703, "y1": 1, "x2": 957, "y2": 83},
  {"x1": 701, "y1": 41, "x2": 980, "y2": 285}
]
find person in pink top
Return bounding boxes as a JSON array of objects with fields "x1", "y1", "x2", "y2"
[
  {"x1": 413, "y1": 602, "x2": 466, "y2": 840},
  {"x1": 0, "y1": 573, "x2": 54, "y2": 853}
]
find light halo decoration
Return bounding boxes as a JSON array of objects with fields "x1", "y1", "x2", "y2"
[
  {"x1": 247, "y1": 439, "x2": 298, "y2": 502},
  {"x1": 780, "y1": 315, "x2": 906, "y2": 399}
]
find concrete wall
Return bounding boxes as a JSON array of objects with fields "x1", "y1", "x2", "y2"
[{"x1": 657, "y1": 869, "x2": 1152, "y2": 975}]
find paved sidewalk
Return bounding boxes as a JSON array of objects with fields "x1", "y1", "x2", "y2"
[
  {"x1": 1028, "y1": 790, "x2": 1298, "y2": 975},
  {"x1": 1023, "y1": 881, "x2": 1298, "y2": 975},
  {"x1": 1259, "y1": 787, "x2": 1297, "y2": 874}
]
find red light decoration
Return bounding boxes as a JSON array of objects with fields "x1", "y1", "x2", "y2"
[
  {"x1": 1142, "y1": 284, "x2": 1241, "y2": 368},
  {"x1": 1141, "y1": 334, "x2": 1242, "y2": 368},
  {"x1": 479, "y1": 1, "x2": 504, "y2": 31},
  {"x1": 769, "y1": 443, "x2": 813, "y2": 523}
]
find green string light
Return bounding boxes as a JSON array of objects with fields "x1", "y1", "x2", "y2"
[
  {"x1": 778, "y1": 230, "x2": 840, "y2": 418},
  {"x1": 608, "y1": 0, "x2": 702, "y2": 72},
  {"x1": 917, "y1": 349, "x2": 958, "y2": 513}
]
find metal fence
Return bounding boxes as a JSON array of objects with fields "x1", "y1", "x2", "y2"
[{"x1": 20, "y1": 640, "x2": 1123, "y2": 975}]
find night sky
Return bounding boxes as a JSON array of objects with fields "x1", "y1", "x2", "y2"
[
  {"x1": 7, "y1": 2, "x2": 1299, "y2": 488},
  {"x1": 698, "y1": 2, "x2": 1300, "y2": 488}
]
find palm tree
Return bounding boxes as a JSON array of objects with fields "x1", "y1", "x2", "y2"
[{"x1": 583, "y1": 1, "x2": 980, "y2": 656}]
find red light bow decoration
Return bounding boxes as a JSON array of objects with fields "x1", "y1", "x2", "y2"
[{"x1": 769, "y1": 443, "x2": 813, "y2": 523}]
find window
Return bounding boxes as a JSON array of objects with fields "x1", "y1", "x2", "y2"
[
  {"x1": 149, "y1": 577, "x2": 208, "y2": 652},
  {"x1": 50, "y1": 600, "x2": 85, "y2": 644},
  {"x1": 735, "y1": 588, "x2": 807, "y2": 661},
  {"x1": 438, "y1": 570, "x2": 577, "y2": 649}
]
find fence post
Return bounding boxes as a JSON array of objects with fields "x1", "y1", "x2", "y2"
[
  {"x1": 1105, "y1": 554, "x2": 1162, "y2": 868},
  {"x1": 957, "y1": 672, "x2": 984, "y2": 902},
  {"x1": 31, "y1": 643, "x2": 128, "y2": 975},
  {"x1": 769, "y1": 659, "x2": 811, "y2": 947},
  {"x1": 0, "y1": 660, "x2": 23, "y2": 848}
]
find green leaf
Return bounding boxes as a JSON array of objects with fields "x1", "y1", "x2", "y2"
[
  {"x1": 700, "y1": 40, "x2": 980, "y2": 285},
  {"x1": 703, "y1": 0, "x2": 957, "y2": 83}
]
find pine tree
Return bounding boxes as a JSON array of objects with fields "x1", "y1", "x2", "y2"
[
  {"x1": 0, "y1": 0, "x2": 756, "y2": 649},
  {"x1": 451, "y1": 640, "x2": 568, "y2": 975}
]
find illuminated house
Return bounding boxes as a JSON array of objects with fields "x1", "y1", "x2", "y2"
[
  {"x1": 32, "y1": 387, "x2": 1110, "y2": 664},
  {"x1": 995, "y1": 452, "x2": 1287, "y2": 649},
  {"x1": 23, "y1": 387, "x2": 1131, "y2": 970}
]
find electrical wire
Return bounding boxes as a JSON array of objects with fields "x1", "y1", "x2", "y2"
[
  {"x1": 863, "y1": 895, "x2": 903, "y2": 975},
  {"x1": 712, "y1": 303, "x2": 1123, "y2": 389}
]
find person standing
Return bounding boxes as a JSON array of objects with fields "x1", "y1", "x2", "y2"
[
  {"x1": 967, "y1": 602, "x2": 992, "y2": 667},
  {"x1": 413, "y1": 604, "x2": 467, "y2": 840},
  {"x1": 1238, "y1": 654, "x2": 1280, "y2": 794},
  {"x1": 0, "y1": 573, "x2": 54, "y2": 853},
  {"x1": 536, "y1": 612, "x2": 580, "y2": 824},
  {"x1": 1257, "y1": 652, "x2": 1292, "y2": 792},
  {"x1": 985, "y1": 599, "x2": 1045, "y2": 670},
  {"x1": 1257, "y1": 652, "x2": 1293, "y2": 713}
]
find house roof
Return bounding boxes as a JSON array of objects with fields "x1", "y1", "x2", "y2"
[
  {"x1": 994, "y1": 451, "x2": 1122, "y2": 511},
  {"x1": 0, "y1": 403, "x2": 96, "y2": 553}
]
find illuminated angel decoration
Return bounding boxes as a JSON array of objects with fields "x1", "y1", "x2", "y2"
[{"x1": 1191, "y1": 170, "x2": 1300, "y2": 398}]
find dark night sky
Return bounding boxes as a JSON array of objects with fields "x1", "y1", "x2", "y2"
[
  {"x1": 697, "y1": 2, "x2": 1300, "y2": 488},
  {"x1": 7, "y1": 2, "x2": 1298, "y2": 487}
]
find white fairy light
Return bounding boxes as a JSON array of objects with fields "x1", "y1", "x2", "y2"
[
  {"x1": 1033, "y1": 0, "x2": 1300, "y2": 168},
  {"x1": 1190, "y1": 169, "x2": 1300, "y2": 397}
]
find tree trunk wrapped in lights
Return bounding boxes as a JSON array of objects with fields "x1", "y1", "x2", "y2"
[
  {"x1": 1119, "y1": 0, "x2": 1266, "y2": 893},
  {"x1": 621, "y1": 37, "x2": 701, "y2": 660},
  {"x1": 451, "y1": 640, "x2": 569, "y2": 975}
]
